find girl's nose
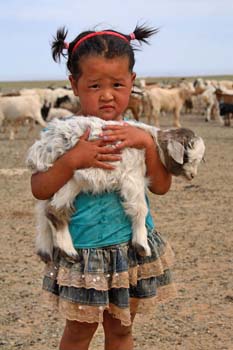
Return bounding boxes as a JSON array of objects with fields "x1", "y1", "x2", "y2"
[{"x1": 100, "y1": 90, "x2": 114, "y2": 101}]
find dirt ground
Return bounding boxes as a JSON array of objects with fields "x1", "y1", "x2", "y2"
[{"x1": 0, "y1": 113, "x2": 233, "y2": 350}]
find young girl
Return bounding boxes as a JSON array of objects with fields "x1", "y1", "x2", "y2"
[{"x1": 30, "y1": 24, "x2": 177, "y2": 350}]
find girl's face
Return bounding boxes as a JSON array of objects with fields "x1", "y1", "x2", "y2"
[{"x1": 69, "y1": 55, "x2": 136, "y2": 121}]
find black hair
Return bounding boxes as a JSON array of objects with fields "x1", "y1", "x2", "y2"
[{"x1": 51, "y1": 24, "x2": 159, "y2": 79}]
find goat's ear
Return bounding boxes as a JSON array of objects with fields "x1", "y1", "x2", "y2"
[{"x1": 167, "y1": 140, "x2": 184, "y2": 164}]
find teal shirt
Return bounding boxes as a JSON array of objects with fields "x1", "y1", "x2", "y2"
[{"x1": 68, "y1": 191, "x2": 155, "y2": 248}]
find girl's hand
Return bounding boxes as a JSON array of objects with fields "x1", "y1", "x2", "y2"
[
  {"x1": 99, "y1": 122, "x2": 154, "y2": 151},
  {"x1": 31, "y1": 128, "x2": 123, "y2": 200},
  {"x1": 63, "y1": 127, "x2": 122, "y2": 171},
  {"x1": 99, "y1": 123, "x2": 172, "y2": 194}
]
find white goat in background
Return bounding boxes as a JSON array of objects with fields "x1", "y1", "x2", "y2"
[
  {"x1": 26, "y1": 116, "x2": 205, "y2": 261},
  {"x1": 0, "y1": 95, "x2": 46, "y2": 140}
]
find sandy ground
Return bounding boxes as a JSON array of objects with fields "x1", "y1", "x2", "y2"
[{"x1": 0, "y1": 113, "x2": 233, "y2": 350}]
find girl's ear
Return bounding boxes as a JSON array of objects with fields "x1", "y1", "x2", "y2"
[
  {"x1": 69, "y1": 75, "x2": 79, "y2": 96},
  {"x1": 131, "y1": 72, "x2": 136, "y2": 84}
]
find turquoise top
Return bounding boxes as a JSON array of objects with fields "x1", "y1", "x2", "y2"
[{"x1": 69, "y1": 191, "x2": 155, "y2": 248}]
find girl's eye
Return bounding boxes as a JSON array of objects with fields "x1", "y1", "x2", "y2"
[
  {"x1": 89, "y1": 84, "x2": 99, "y2": 89},
  {"x1": 114, "y1": 83, "x2": 123, "y2": 88}
]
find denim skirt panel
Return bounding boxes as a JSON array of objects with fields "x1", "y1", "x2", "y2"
[{"x1": 42, "y1": 229, "x2": 177, "y2": 326}]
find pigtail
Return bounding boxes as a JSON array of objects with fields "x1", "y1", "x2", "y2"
[
  {"x1": 129, "y1": 24, "x2": 159, "y2": 44},
  {"x1": 51, "y1": 27, "x2": 69, "y2": 62}
]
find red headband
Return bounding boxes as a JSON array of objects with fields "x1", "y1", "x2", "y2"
[{"x1": 70, "y1": 31, "x2": 133, "y2": 55}]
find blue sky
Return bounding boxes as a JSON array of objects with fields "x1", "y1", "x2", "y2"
[{"x1": 0, "y1": 0, "x2": 233, "y2": 81}]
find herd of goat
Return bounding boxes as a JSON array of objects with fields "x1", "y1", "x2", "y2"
[{"x1": 0, "y1": 77, "x2": 233, "y2": 140}]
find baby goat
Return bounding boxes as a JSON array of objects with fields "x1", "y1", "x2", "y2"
[{"x1": 26, "y1": 116, "x2": 205, "y2": 261}]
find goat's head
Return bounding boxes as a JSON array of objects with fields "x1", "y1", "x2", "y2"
[
  {"x1": 157, "y1": 128, "x2": 205, "y2": 180},
  {"x1": 193, "y1": 78, "x2": 207, "y2": 95},
  {"x1": 54, "y1": 95, "x2": 71, "y2": 108},
  {"x1": 181, "y1": 137, "x2": 205, "y2": 180}
]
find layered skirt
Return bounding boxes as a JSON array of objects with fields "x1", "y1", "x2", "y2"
[{"x1": 42, "y1": 229, "x2": 177, "y2": 326}]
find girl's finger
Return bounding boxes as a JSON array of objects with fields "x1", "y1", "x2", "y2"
[
  {"x1": 96, "y1": 153, "x2": 121, "y2": 161},
  {"x1": 80, "y1": 127, "x2": 90, "y2": 140},
  {"x1": 100, "y1": 125, "x2": 128, "y2": 136},
  {"x1": 100, "y1": 133, "x2": 125, "y2": 142},
  {"x1": 115, "y1": 141, "x2": 128, "y2": 150},
  {"x1": 98, "y1": 145, "x2": 122, "y2": 154},
  {"x1": 102, "y1": 122, "x2": 127, "y2": 131}
]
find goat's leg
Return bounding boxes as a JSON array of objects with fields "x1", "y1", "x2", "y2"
[
  {"x1": 174, "y1": 108, "x2": 181, "y2": 128},
  {"x1": 120, "y1": 175, "x2": 151, "y2": 256},
  {"x1": 48, "y1": 177, "x2": 84, "y2": 257},
  {"x1": 35, "y1": 201, "x2": 54, "y2": 262},
  {"x1": 211, "y1": 102, "x2": 223, "y2": 125},
  {"x1": 9, "y1": 124, "x2": 15, "y2": 140},
  {"x1": 46, "y1": 203, "x2": 78, "y2": 258},
  {"x1": 224, "y1": 113, "x2": 231, "y2": 127},
  {"x1": 149, "y1": 101, "x2": 160, "y2": 127},
  {"x1": 205, "y1": 105, "x2": 211, "y2": 122},
  {"x1": 28, "y1": 118, "x2": 35, "y2": 132},
  {"x1": 153, "y1": 109, "x2": 160, "y2": 127}
]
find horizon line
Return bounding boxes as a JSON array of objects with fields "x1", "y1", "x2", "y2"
[{"x1": 1, "y1": 73, "x2": 233, "y2": 84}]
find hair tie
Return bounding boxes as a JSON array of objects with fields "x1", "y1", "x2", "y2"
[
  {"x1": 71, "y1": 31, "x2": 129, "y2": 55},
  {"x1": 129, "y1": 32, "x2": 136, "y2": 40},
  {"x1": 64, "y1": 41, "x2": 69, "y2": 49}
]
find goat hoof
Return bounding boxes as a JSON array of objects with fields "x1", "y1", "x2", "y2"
[
  {"x1": 37, "y1": 250, "x2": 52, "y2": 263},
  {"x1": 60, "y1": 249, "x2": 78, "y2": 261},
  {"x1": 133, "y1": 243, "x2": 151, "y2": 257}
]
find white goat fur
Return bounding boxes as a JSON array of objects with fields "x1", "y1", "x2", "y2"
[
  {"x1": 146, "y1": 85, "x2": 195, "y2": 128},
  {"x1": 26, "y1": 116, "x2": 205, "y2": 261},
  {"x1": 0, "y1": 95, "x2": 46, "y2": 140}
]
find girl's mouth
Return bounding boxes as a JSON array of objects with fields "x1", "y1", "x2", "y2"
[{"x1": 100, "y1": 105, "x2": 114, "y2": 110}]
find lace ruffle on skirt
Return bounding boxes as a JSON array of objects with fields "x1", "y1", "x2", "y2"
[{"x1": 42, "y1": 229, "x2": 177, "y2": 326}]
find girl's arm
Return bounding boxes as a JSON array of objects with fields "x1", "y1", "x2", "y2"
[
  {"x1": 143, "y1": 138, "x2": 172, "y2": 194},
  {"x1": 99, "y1": 124, "x2": 172, "y2": 195},
  {"x1": 31, "y1": 128, "x2": 122, "y2": 200}
]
